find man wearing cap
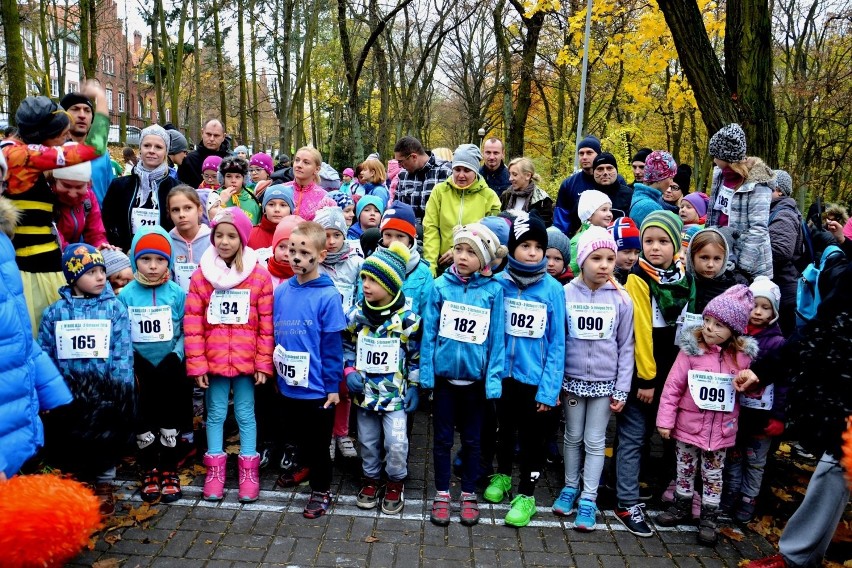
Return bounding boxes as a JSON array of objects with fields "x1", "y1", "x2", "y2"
[
  {"x1": 393, "y1": 135, "x2": 453, "y2": 222},
  {"x1": 591, "y1": 152, "x2": 633, "y2": 220},
  {"x1": 61, "y1": 92, "x2": 115, "y2": 205},
  {"x1": 167, "y1": 130, "x2": 189, "y2": 179},
  {"x1": 630, "y1": 148, "x2": 652, "y2": 188},
  {"x1": 177, "y1": 118, "x2": 230, "y2": 188},
  {"x1": 480, "y1": 138, "x2": 510, "y2": 197}
]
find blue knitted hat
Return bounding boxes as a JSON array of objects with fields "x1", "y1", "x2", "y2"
[
  {"x1": 62, "y1": 243, "x2": 105, "y2": 285},
  {"x1": 262, "y1": 183, "x2": 296, "y2": 211},
  {"x1": 356, "y1": 195, "x2": 385, "y2": 220}
]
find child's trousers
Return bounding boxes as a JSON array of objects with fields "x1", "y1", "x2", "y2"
[
  {"x1": 433, "y1": 378, "x2": 485, "y2": 493},
  {"x1": 136, "y1": 353, "x2": 189, "y2": 470},
  {"x1": 674, "y1": 440, "x2": 726, "y2": 506},
  {"x1": 279, "y1": 395, "x2": 336, "y2": 492},
  {"x1": 206, "y1": 375, "x2": 256, "y2": 456},
  {"x1": 564, "y1": 393, "x2": 611, "y2": 502},
  {"x1": 356, "y1": 407, "x2": 408, "y2": 481},
  {"x1": 724, "y1": 434, "x2": 774, "y2": 499},
  {"x1": 495, "y1": 379, "x2": 548, "y2": 496}
]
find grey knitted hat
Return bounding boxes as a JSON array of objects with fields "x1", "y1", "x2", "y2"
[
  {"x1": 709, "y1": 124, "x2": 747, "y2": 163},
  {"x1": 772, "y1": 170, "x2": 793, "y2": 196}
]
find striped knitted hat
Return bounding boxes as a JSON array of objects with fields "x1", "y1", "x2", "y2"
[
  {"x1": 133, "y1": 230, "x2": 172, "y2": 263},
  {"x1": 640, "y1": 210, "x2": 683, "y2": 250},
  {"x1": 360, "y1": 241, "x2": 409, "y2": 298}
]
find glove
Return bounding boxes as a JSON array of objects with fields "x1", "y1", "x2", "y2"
[
  {"x1": 763, "y1": 418, "x2": 785, "y2": 437},
  {"x1": 403, "y1": 386, "x2": 418, "y2": 413},
  {"x1": 346, "y1": 371, "x2": 364, "y2": 394}
]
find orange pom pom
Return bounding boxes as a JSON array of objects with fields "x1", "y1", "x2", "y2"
[
  {"x1": 843, "y1": 416, "x2": 852, "y2": 489},
  {"x1": 0, "y1": 475, "x2": 102, "y2": 567}
]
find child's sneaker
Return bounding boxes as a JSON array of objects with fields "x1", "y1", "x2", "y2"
[
  {"x1": 613, "y1": 503, "x2": 653, "y2": 537},
  {"x1": 505, "y1": 495, "x2": 536, "y2": 527},
  {"x1": 276, "y1": 466, "x2": 311, "y2": 488},
  {"x1": 203, "y1": 453, "x2": 227, "y2": 501},
  {"x1": 160, "y1": 471, "x2": 182, "y2": 503},
  {"x1": 382, "y1": 480, "x2": 405, "y2": 515},
  {"x1": 574, "y1": 499, "x2": 598, "y2": 531},
  {"x1": 357, "y1": 477, "x2": 384, "y2": 509},
  {"x1": 336, "y1": 436, "x2": 358, "y2": 458},
  {"x1": 430, "y1": 491, "x2": 451, "y2": 526},
  {"x1": 552, "y1": 486, "x2": 579, "y2": 516},
  {"x1": 141, "y1": 469, "x2": 161, "y2": 503},
  {"x1": 459, "y1": 492, "x2": 480, "y2": 526},
  {"x1": 734, "y1": 495, "x2": 757, "y2": 523},
  {"x1": 303, "y1": 491, "x2": 332, "y2": 519},
  {"x1": 483, "y1": 473, "x2": 512, "y2": 503}
]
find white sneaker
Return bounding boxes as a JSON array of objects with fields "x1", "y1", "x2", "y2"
[
  {"x1": 329, "y1": 437, "x2": 336, "y2": 461},
  {"x1": 336, "y1": 436, "x2": 357, "y2": 458}
]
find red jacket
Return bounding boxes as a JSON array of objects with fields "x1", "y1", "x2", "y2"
[{"x1": 54, "y1": 186, "x2": 108, "y2": 248}]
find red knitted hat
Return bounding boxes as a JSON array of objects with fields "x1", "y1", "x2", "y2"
[{"x1": 133, "y1": 232, "x2": 172, "y2": 263}]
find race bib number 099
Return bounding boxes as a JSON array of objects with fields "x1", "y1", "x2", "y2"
[{"x1": 687, "y1": 370, "x2": 735, "y2": 412}]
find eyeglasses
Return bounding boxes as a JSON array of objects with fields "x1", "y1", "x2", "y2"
[
  {"x1": 248, "y1": 168, "x2": 265, "y2": 174},
  {"x1": 668, "y1": 184, "x2": 682, "y2": 192},
  {"x1": 202, "y1": 173, "x2": 219, "y2": 181}
]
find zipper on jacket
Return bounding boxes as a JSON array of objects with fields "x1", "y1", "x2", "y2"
[
  {"x1": 72, "y1": 206, "x2": 81, "y2": 242},
  {"x1": 508, "y1": 288, "x2": 521, "y2": 376}
]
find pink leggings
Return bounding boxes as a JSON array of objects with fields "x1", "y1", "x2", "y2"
[{"x1": 333, "y1": 379, "x2": 350, "y2": 437}]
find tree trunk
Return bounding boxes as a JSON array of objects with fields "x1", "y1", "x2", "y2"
[
  {"x1": 167, "y1": 0, "x2": 189, "y2": 129},
  {"x1": 493, "y1": 0, "x2": 513, "y2": 143},
  {"x1": 506, "y1": 0, "x2": 545, "y2": 157},
  {"x1": 250, "y1": 0, "x2": 260, "y2": 151},
  {"x1": 1, "y1": 0, "x2": 27, "y2": 121},
  {"x1": 193, "y1": 0, "x2": 201, "y2": 142},
  {"x1": 237, "y1": 0, "x2": 248, "y2": 144},
  {"x1": 211, "y1": 0, "x2": 228, "y2": 130},
  {"x1": 38, "y1": 0, "x2": 51, "y2": 94},
  {"x1": 150, "y1": 0, "x2": 165, "y2": 123},
  {"x1": 78, "y1": 0, "x2": 98, "y2": 79}
]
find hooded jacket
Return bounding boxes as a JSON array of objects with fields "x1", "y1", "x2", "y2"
[
  {"x1": 629, "y1": 182, "x2": 668, "y2": 228},
  {"x1": 0, "y1": 197, "x2": 72, "y2": 477},
  {"x1": 686, "y1": 227, "x2": 749, "y2": 313},
  {"x1": 357, "y1": 242, "x2": 434, "y2": 319},
  {"x1": 318, "y1": 246, "x2": 364, "y2": 313},
  {"x1": 117, "y1": 226, "x2": 186, "y2": 366},
  {"x1": 420, "y1": 270, "x2": 505, "y2": 398},
  {"x1": 54, "y1": 185, "x2": 109, "y2": 249},
  {"x1": 656, "y1": 326, "x2": 758, "y2": 451},
  {"x1": 422, "y1": 175, "x2": 501, "y2": 276},
  {"x1": 739, "y1": 322, "x2": 787, "y2": 433},
  {"x1": 169, "y1": 224, "x2": 212, "y2": 291},
  {"x1": 497, "y1": 271, "x2": 566, "y2": 407},
  {"x1": 768, "y1": 196, "x2": 803, "y2": 307}
]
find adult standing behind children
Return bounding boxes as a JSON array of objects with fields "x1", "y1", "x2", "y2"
[
  {"x1": 480, "y1": 138, "x2": 511, "y2": 197},
  {"x1": 629, "y1": 150, "x2": 679, "y2": 228},
  {"x1": 591, "y1": 152, "x2": 633, "y2": 219},
  {"x1": 178, "y1": 119, "x2": 230, "y2": 189},
  {"x1": 282, "y1": 147, "x2": 336, "y2": 221},
  {"x1": 60, "y1": 92, "x2": 114, "y2": 204},
  {"x1": 393, "y1": 135, "x2": 453, "y2": 222},
  {"x1": 553, "y1": 135, "x2": 602, "y2": 236},
  {"x1": 499, "y1": 157, "x2": 553, "y2": 226},
  {"x1": 766, "y1": 170, "x2": 802, "y2": 335}
]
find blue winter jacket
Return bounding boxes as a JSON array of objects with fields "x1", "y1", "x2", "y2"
[
  {"x1": 420, "y1": 270, "x2": 505, "y2": 398},
  {"x1": 554, "y1": 170, "x2": 629, "y2": 236},
  {"x1": 118, "y1": 226, "x2": 186, "y2": 366},
  {"x1": 497, "y1": 272, "x2": 566, "y2": 407},
  {"x1": 630, "y1": 182, "x2": 678, "y2": 228},
  {"x1": 0, "y1": 200, "x2": 72, "y2": 477}
]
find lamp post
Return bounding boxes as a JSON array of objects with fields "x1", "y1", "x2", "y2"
[
  {"x1": 573, "y1": 0, "x2": 593, "y2": 172},
  {"x1": 478, "y1": 127, "x2": 486, "y2": 149}
]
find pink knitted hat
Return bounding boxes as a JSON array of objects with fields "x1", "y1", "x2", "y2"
[
  {"x1": 210, "y1": 207, "x2": 253, "y2": 247},
  {"x1": 576, "y1": 225, "x2": 618, "y2": 268},
  {"x1": 703, "y1": 284, "x2": 754, "y2": 335}
]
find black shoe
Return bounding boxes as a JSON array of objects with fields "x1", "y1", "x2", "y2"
[{"x1": 613, "y1": 503, "x2": 654, "y2": 537}]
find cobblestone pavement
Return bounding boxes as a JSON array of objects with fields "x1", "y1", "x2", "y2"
[{"x1": 72, "y1": 412, "x2": 777, "y2": 567}]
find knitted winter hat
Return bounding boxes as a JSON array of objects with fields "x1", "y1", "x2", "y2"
[
  {"x1": 219, "y1": 156, "x2": 248, "y2": 176},
  {"x1": 577, "y1": 189, "x2": 612, "y2": 224},
  {"x1": 673, "y1": 164, "x2": 692, "y2": 192},
  {"x1": 453, "y1": 222, "x2": 508, "y2": 271},
  {"x1": 59, "y1": 92, "x2": 93, "y2": 111},
  {"x1": 452, "y1": 143, "x2": 482, "y2": 173},
  {"x1": 576, "y1": 225, "x2": 617, "y2": 268},
  {"x1": 202, "y1": 155, "x2": 223, "y2": 173},
  {"x1": 133, "y1": 228, "x2": 172, "y2": 263},
  {"x1": 749, "y1": 275, "x2": 781, "y2": 324},
  {"x1": 356, "y1": 195, "x2": 385, "y2": 219},
  {"x1": 380, "y1": 203, "x2": 417, "y2": 241},
  {"x1": 167, "y1": 130, "x2": 188, "y2": 154},
  {"x1": 262, "y1": 183, "x2": 295, "y2": 211},
  {"x1": 592, "y1": 152, "x2": 618, "y2": 170},
  {"x1": 272, "y1": 215, "x2": 306, "y2": 248},
  {"x1": 15, "y1": 96, "x2": 70, "y2": 144},
  {"x1": 681, "y1": 225, "x2": 701, "y2": 250},
  {"x1": 314, "y1": 206, "x2": 348, "y2": 236},
  {"x1": 773, "y1": 170, "x2": 793, "y2": 197},
  {"x1": 703, "y1": 284, "x2": 754, "y2": 335},
  {"x1": 577, "y1": 135, "x2": 602, "y2": 155},
  {"x1": 608, "y1": 217, "x2": 641, "y2": 251},
  {"x1": 210, "y1": 207, "x2": 252, "y2": 247},
  {"x1": 360, "y1": 241, "x2": 410, "y2": 298},
  {"x1": 641, "y1": 210, "x2": 683, "y2": 248},
  {"x1": 327, "y1": 190, "x2": 354, "y2": 210},
  {"x1": 52, "y1": 160, "x2": 92, "y2": 183},
  {"x1": 249, "y1": 153, "x2": 274, "y2": 176},
  {"x1": 643, "y1": 151, "x2": 678, "y2": 183},
  {"x1": 682, "y1": 192, "x2": 710, "y2": 218},
  {"x1": 62, "y1": 243, "x2": 105, "y2": 285},
  {"x1": 480, "y1": 214, "x2": 512, "y2": 246},
  {"x1": 101, "y1": 248, "x2": 131, "y2": 278},
  {"x1": 546, "y1": 226, "x2": 571, "y2": 264},
  {"x1": 140, "y1": 124, "x2": 170, "y2": 152},
  {"x1": 342, "y1": 168, "x2": 355, "y2": 178},
  {"x1": 709, "y1": 123, "x2": 747, "y2": 163},
  {"x1": 631, "y1": 148, "x2": 652, "y2": 163},
  {"x1": 508, "y1": 210, "x2": 548, "y2": 256},
  {"x1": 233, "y1": 145, "x2": 249, "y2": 156}
]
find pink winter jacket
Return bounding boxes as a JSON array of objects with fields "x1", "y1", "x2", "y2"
[
  {"x1": 55, "y1": 187, "x2": 109, "y2": 249},
  {"x1": 285, "y1": 181, "x2": 336, "y2": 221},
  {"x1": 656, "y1": 328, "x2": 759, "y2": 451},
  {"x1": 184, "y1": 261, "x2": 275, "y2": 378}
]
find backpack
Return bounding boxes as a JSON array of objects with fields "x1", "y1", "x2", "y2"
[
  {"x1": 796, "y1": 244, "x2": 843, "y2": 328},
  {"x1": 768, "y1": 204, "x2": 812, "y2": 273}
]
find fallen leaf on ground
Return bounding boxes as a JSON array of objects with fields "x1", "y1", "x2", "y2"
[
  {"x1": 771, "y1": 487, "x2": 794, "y2": 502},
  {"x1": 92, "y1": 559, "x2": 121, "y2": 568},
  {"x1": 364, "y1": 535, "x2": 380, "y2": 543},
  {"x1": 104, "y1": 533, "x2": 122, "y2": 545},
  {"x1": 778, "y1": 443, "x2": 791, "y2": 454},
  {"x1": 225, "y1": 444, "x2": 240, "y2": 454},
  {"x1": 127, "y1": 503, "x2": 160, "y2": 523},
  {"x1": 204, "y1": 539, "x2": 213, "y2": 545},
  {"x1": 720, "y1": 527, "x2": 744, "y2": 542}
]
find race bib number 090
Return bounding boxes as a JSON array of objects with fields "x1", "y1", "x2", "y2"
[
  {"x1": 438, "y1": 301, "x2": 490, "y2": 345},
  {"x1": 567, "y1": 303, "x2": 616, "y2": 340},
  {"x1": 687, "y1": 370, "x2": 735, "y2": 412}
]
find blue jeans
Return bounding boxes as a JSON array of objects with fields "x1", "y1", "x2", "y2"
[
  {"x1": 615, "y1": 396, "x2": 657, "y2": 506},
  {"x1": 724, "y1": 434, "x2": 774, "y2": 499},
  {"x1": 205, "y1": 375, "x2": 256, "y2": 456},
  {"x1": 433, "y1": 378, "x2": 485, "y2": 493},
  {"x1": 564, "y1": 394, "x2": 611, "y2": 502},
  {"x1": 357, "y1": 407, "x2": 409, "y2": 481}
]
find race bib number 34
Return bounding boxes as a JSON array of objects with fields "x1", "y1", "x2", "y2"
[
  {"x1": 438, "y1": 301, "x2": 490, "y2": 345},
  {"x1": 129, "y1": 306, "x2": 174, "y2": 343},
  {"x1": 504, "y1": 298, "x2": 547, "y2": 338},
  {"x1": 567, "y1": 303, "x2": 616, "y2": 340},
  {"x1": 56, "y1": 319, "x2": 111, "y2": 359},
  {"x1": 687, "y1": 370, "x2": 735, "y2": 412},
  {"x1": 207, "y1": 289, "x2": 250, "y2": 324}
]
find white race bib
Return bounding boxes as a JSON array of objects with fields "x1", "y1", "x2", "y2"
[
  {"x1": 355, "y1": 332, "x2": 400, "y2": 374},
  {"x1": 336, "y1": 282, "x2": 356, "y2": 314},
  {"x1": 438, "y1": 301, "x2": 490, "y2": 345},
  {"x1": 688, "y1": 370, "x2": 735, "y2": 412},
  {"x1": 255, "y1": 247, "x2": 273, "y2": 264},
  {"x1": 567, "y1": 303, "x2": 615, "y2": 340},
  {"x1": 207, "y1": 289, "x2": 250, "y2": 324},
  {"x1": 56, "y1": 319, "x2": 111, "y2": 359},
  {"x1": 128, "y1": 305, "x2": 174, "y2": 343},
  {"x1": 273, "y1": 345, "x2": 310, "y2": 388},
  {"x1": 505, "y1": 298, "x2": 547, "y2": 339},
  {"x1": 740, "y1": 384, "x2": 774, "y2": 411},
  {"x1": 131, "y1": 207, "x2": 159, "y2": 234},
  {"x1": 651, "y1": 297, "x2": 668, "y2": 328},
  {"x1": 174, "y1": 262, "x2": 197, "y2": 292},
  {"x1": 715, "y1": 185, "x2": 734, "y2": 216}
]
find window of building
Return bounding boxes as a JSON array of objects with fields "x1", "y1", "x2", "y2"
[
  {"x1": 106, "y1": 88, "x2": 113, "y2": 111},
  {"x1": 67, "y1": 42, "x2": 78, "y2": 62},
  {"x1": 118, "y1": 92, "x2": 125, "y2": 113},
  {"x1": 138, "y1": 100, "x2": 143, "y2": 118},
  {"x1": 165, "y1": 108, "x2": 170, "y2": 122},
  {"x1": 51, "y1": 79, "x2": 60, "y2": 97},
  {"x1": 68, "y1": 81, "x2": 78, "y2": 93},
  {"x1": 147, "y1": 99, "x2": 152, "y2": 118}
]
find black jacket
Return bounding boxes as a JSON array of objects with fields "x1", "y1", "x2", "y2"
[
  {"x1": 768, "y1": 196, "x2": 803, "y2": 307},
  {"x1": 177, "y1": 145, "x2": 229, "y2": 188},
  {"x1": 102, "y1": 174, "x2": 179, "y2": 251},
  {"x1": 595, "y1": 180, "x2": 634, "y2": 219}
]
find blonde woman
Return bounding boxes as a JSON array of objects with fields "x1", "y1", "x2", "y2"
[{"x1": 500, "y1": 157, "x2": 554, "y2": 226}]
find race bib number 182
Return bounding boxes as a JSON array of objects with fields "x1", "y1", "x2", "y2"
[{"x1": 438, "y1": 301, "x2": 490, "y2": 345}]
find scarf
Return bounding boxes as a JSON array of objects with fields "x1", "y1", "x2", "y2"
[
  {"x1": 322, "y1": 240, "x2": 351, "y2": 268},
  {"x1": 506, "y1": 256, "x2": 548, "y2": 289},
  {"x1": 134, "y1": 270, "x2": 170, "y2": 287},
  {"x1": 363, "y1": 290, "x2": 406, "y2": 326},
  {"x1": 267, "y1": 254, "x2": 294, "y2": 279},
  {"x1": 721, "y1": 167, "x2": 744, "y2": 189},
  {"x1": 133, "y1": 161, "x2": 170, "y2": 207},
  {"x1": 199, "y1": 245, "x2": 258, "y2": 290},
  {"x1": 637, "y1": 256, "x2": 694, "y2": 325},
  {"x1": 503, "y1": 181, "x2": 538, "y2": 211},
  {"x1": 448, "y1": 264, "x2": 471, "y2": 284}
]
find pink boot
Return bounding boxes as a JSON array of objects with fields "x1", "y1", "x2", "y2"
[
  {"x1": 203, "y1": 453, "x2": 227, "y2": 501},
  {"x1": 238, "y1": 454, "x2": 261, "y2": 502}
]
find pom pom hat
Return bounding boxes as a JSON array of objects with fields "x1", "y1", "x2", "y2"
[
  {"x1": 210, "y1": 207, "x2": 252, "y2": 247},
  {"x1": 360, "y1": 241, "x2": 410, "y2": 298},
  {"x1": 576, "y1": 225, "x2": 617, "y2": 268},
  {"x1": 703, "y1": 284, "x2": 754, "y2": 335},
  {"x1": 62, "y1": 243, "x2": 105, "y2": 285},
  {"x1": 453, "y1": 222, "x2": 508, "y2": 274},
  {"x1": 380, "y1": 203, "x2": 417, "y2": 241},
  {"x1": 577, "y1": 189, "x2": 612, "y2": 224},
  {"x1": 608, "y1": 217, "x2": 640, "y2": 251},
  {"x1": 749, "y1": 275, "x2": 781, "y2": 324}
]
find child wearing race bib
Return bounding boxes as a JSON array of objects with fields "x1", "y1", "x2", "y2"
[
  {"x1": 117, "y1": 226, "x2": 187, "y2": 503},
  {"x1": 608, "y1": 217, "x2": 640, "y2": 285},
  {"x1": 614, "y1": 210, "x2": 695, "y2": 538},
  {"x1": 569, "y1": 190, "x2": 614, "y2": 276},
  {"x1": 686, "y1": 227, "x2": 749, "y2": 313},
  {"x1": 207, "y1": 157, "x2": 261, "y2": 225},
  {"x1": 247, "y1": 184, "x2": 295, "y2": 254},
  {"x1": 655, "y1": 284, "x2": 758, "y2": 546},
  {"x1": 421, "y1": 222, "x2": 507, "y2": 527},
  {"x1": 486, "y1": 211, "x2": 565, "y2": 528},
  {"x1": 38, "y1": 243, "x2": 135, "y2": 515},
  {"x1": 553, "y1": 226, "x2": 634, "y2": 531},
  {"x1": 167, "y1": 185, "x2": 211, "y2": 293},
  {"x1": 102, "y1": 249, "x2": 134, "y2": 293},
  {"x1": 722, "y1": 277, "x2": 788, "y2": 523},
  {"x1": 184, "y1": 208, "x2": 274, "y2": 504},
  {"x1": 348, "y1": 195, "x2": 384, "y2": 240},
  {"x1": 343, "y1": 242, "x2": 422, "y2": 515},
  {"x1": 272, "y1": 221, "x2": 347, "y2": 519}
]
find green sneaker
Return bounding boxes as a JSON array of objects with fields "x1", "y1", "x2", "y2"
[
  {"x1": 505, "y1": 495, "x2": 536, "y2": 527},
  {"x1": 483, "y1": 473, "x2": 512, "y2": 503}
]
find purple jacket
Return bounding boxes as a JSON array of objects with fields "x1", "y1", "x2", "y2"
[
  {"x1": 742, "y1": 322, "x2": 788, "y2": 428},
  {"x1": 657, "y1": 328, "x2": 759, "y2": 451}
]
